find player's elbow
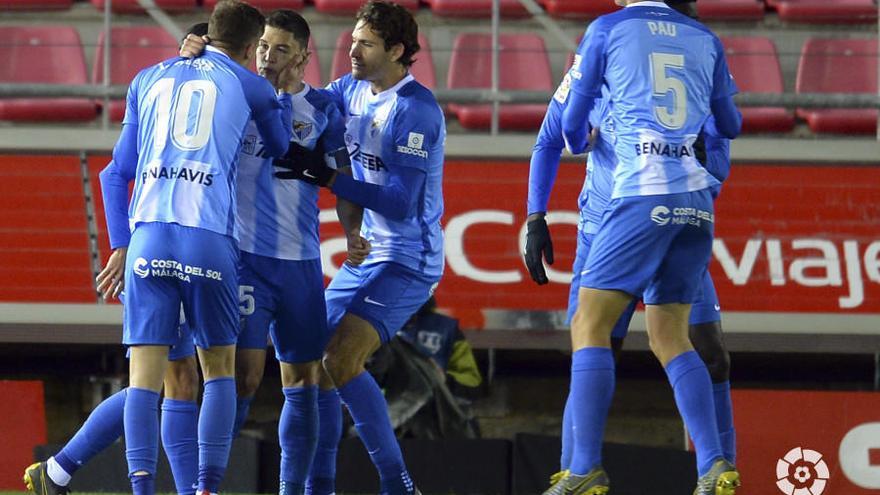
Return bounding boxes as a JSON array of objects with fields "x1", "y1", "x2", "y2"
[{"x1": 710, "y1": 99, "x2": 742, "y2": 139}]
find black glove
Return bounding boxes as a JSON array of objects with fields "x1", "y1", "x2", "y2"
[
  {"x1": 273, "y1": 142, "x2": 334, "y2": 186},
  {"x1": 523, "y1": 215, "x2": 554, "y2": 285}
]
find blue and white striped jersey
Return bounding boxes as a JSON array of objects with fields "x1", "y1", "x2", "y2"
[
  {"x1": 236, "y1": 84, "x2": 347, "y2": 260},
  {"x1": 568, "y1": 1, "x2": 737, "y2": 198},
  {"x1": 119, "y1": 46, "x2": 292, "y2": 242},
  {"x1": 325, "y1": 73, "x2": 445, "y2": 277}
]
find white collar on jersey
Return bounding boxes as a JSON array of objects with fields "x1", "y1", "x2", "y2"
[
  {"x1": 204, "y1": 45, "x2": 231, "y2": 59},
  {"x1": 625, "y1": 1, "x2": 671, "y2": 8},
  {"x1": 367, "y1": 73, "x2": 415, "y2": 101}
]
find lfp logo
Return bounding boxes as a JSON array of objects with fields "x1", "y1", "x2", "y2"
[{"x1": 776, "y1": 447, "x2": 830, "y2": 495}]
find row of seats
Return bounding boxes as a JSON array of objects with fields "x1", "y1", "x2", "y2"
[
  {"x1": 0, "y1": 25, "x2": 876, "y2": 134},
  {"x1": 0, "y1": 0, "x2": 877, "y2": 23}
]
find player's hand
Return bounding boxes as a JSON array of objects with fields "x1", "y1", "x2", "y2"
[
  {"x1": 523, "y1": 214, "x2": 554, "y2": 285},
  {"x1": 345, "y1": 228, "x2": 371, "y2": 266},
  {"x1": 179, "y1": 34, "x2": 208, "y2": 58},
  {"x1": 277, "y1": 51, "x2": 309, "y2": 93},
  {"x1": 96, "y1": 247, "x2": 127, "y2": 301},
  {"x1": 563, "y1": 123, "x2": 591, "y2": 155},
  {"x1": 273, "y1": 142, "x2": 336, "y2": 186}
]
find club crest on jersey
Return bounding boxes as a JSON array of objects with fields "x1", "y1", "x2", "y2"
[
  {"x1": 370, "y1": 119, "x2": 385, "y2": 137},
  {"x1": 293, "y1": 121, "x2": 313, "y2": 142}
]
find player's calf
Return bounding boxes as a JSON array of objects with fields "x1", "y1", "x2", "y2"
[{"x1": 688, "y1": 321, "x2": 730, "y2": 383}]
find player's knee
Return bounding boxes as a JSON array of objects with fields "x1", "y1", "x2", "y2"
[
  {"x1": 165, "y1": 361, "x2": 199, "y2": 401},
  {"x1": 322, "y1": 352, "x2": 357, "y2": 387},
  {"x1": 703, "y1": 347, "x2": 730, "y2": 383},
  {"x1": 235, "y1": 366, "x2": 263, "y2": 397}
]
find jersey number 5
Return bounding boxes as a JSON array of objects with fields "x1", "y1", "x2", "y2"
[
  {"x1": 650, "y1": 52, "x2": 687, "y2": 130},
  {"x1": 145, "y1": 78, "x2": 218, "y2": 151}
]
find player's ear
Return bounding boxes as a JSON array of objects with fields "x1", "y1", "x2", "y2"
[
  {"x1": 242, "y1": 41, "x2": 257, "y2": 64},
  {"x1": 388, "y1": 42, "x2": 404, "y2": 64}
]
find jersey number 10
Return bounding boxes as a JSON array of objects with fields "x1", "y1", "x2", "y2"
[
  {"x1": 145, "y1": 78, "x2": 218, "y2": 151},
  {"x1": 650, "y1": 52, "x2": 687, "y2": 130}
]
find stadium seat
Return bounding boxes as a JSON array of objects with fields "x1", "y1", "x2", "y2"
[
  {"x1": 0, "y1": 0, "x2": 71, "y2": 10},
  {"x1": 90, "y1": 0, "x2": 196, "y2": 13},
  {"x1": 539, "y1": 0, "x2": 618, "y2": 18},
  {"x1": 314, "y1": 0, "x2": 418, "y2": 14},
  {"x1": 772, "y1": 0, "x2": 877, "y2": 24},
  {"x1": 0, "y1": 155, "x2": 95, "y2": 303},
  {"x1": 698, "y1": 0, "x2": 764, "y2": 20},
  {"x1": 330, "y1": 30, "x2": 436, "y2": 88},
  {"x1": 447, "y1": 33, "x2": 553, "y2": 130},
  {"x1": 0, "y1": 26, "x2": 97, "y2": 122},
  {"x1": 93, "y1": 27, "x2": 179, "y2": 122},
  {"x1": 796, "y1": 38, "x2": 878, "y2": 134},
  {"x1": 203, "y1": 0, "x2": 303, "y2": 9},
  {"x1": 425, "y1": 0, "x2": 530, "y2": 18},
  {"x1": 721, "y1": 36, "x2": 794, "y2": 133}
]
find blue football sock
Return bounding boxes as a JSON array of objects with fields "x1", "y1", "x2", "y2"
[
  {"x1": 338, "y1": 372, "x2": 413, "y2": 495},
  {"x1": 568, "y1": 347, "x2": 615, "y2": 476},
  {"x1": 560, "y1": 392, "x2": 573, "y2": 471},
  {"x1": 161, "y1": 399, "x2": 199, "y2": 495},
  {"x1": 305, "y1": 389, "x2": 341, "y2": 495},
  {"x1": 198, "y1": 377, "x2": 236, "y2": 493},
  {"x1": 125, "y1": 387, "x2": 161, "y2": 491},
  {"x1": 712, "y1": 381, "x2": 736, "y2": 464},
  {"x1": 130, "y1": 472, "x2": 155, "y2": 495},
  {"x1": 665, "y1": 351, "x2": 723, "y2": 476},
  {"x1": 55, "y1": 388, "x2": 127, "y2": 476},
  {"x1": 279, "y1": 386, "x2": 319, "y2": 494},
  {"x1": 232, "y1": 396, "x2": 254, "y2": 438}
]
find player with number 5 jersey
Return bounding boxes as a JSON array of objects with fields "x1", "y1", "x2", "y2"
[
  {"x1": 556, "y1": 1, "x2": 742, "y2": 494},
  {"x1": 97, "y1": 3, "x2": 294, "y2": 495}
]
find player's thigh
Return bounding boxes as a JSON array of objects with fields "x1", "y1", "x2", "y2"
[
  {"x1": 272, "y1": 258, "x2": 330, "y2": 365},
  {"x1": 344, "y1": 262, "x2": 439, "y2": 344},
  {"x1": 237, "y1": 252, "x2": 278, "y2": 352},
  {"x1": 581, "y1": 195, "x2": 682, "y2": 298},
  {"x1": 123, "y1": 223, "x2": 182, "y2": 348},
  {"x1": 643, "y1": 190, "x2": 715, "y2": 306},
  {"x1": 688, "y1": 268, "x2": 721, "y2": 326},
  {"x1": 175, "y1": 226, "x2": 240, "y2": 350}
]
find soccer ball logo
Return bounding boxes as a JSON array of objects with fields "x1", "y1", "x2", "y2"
[{"x1": 776, "y1": 447, "x2": 830, "y2": 495}]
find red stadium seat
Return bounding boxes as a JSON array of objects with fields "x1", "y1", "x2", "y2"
[
  {"x1": 773, "y1": 0, "x2": 877, "y2": 24},
  {"x1": 304, "y1": 37, "x2": 323, "y2": 88},
  {"x1": 0, "y1": 155, "x2": 95, "y2": 303},
  {"x1": 0, "y1": 26, "x2": 97, "y2": 122},
  {"x1": 90, "y1": 0, "x2": 196, "y2": 13},
  {"x1": 203, "y1": 0, "x2": 303, "y2": 9},
  {"x1": 314, "y1": 0, "x2": 418, "y2": 15},
  {"x1": 721, "y1": 36, "x2": 794, "y2": 133},
  {"x1": 698, "y1": 0, "x2": 764, "y2": 21},
  {"x1": 425, "y1": 0, "x2": 529, "y2": 18},
  {"x1": 539, "y1": 0, "x2": 618, "y2": 19},
  {"x1": 0, "y1": 0, "x2": 71, "y2": 10},
  {"x1": 93, "y1": 27, "x2": 178, "y2": 122},
  {"x1": 447, "y1": 33, "x2": 553, "y2": 130},
  {"x1": 796, "y1": 38, "x2": 878, "y2": 134},
  {"x1": 330, "y1": 30, "x2": 435, "y2": 88}
]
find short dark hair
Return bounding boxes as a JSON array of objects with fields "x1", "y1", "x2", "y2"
[
  {"x1": 356, "y1": 1, "x2": 420, "y2": 68},
  {"x1": 208, "y1": 0, "x2": 265, "y2": 54},
  {"x1": 266, "y1": 10, "x2": 310, "y2": 50},
  {"x1": 665, "y1": 0, "x2": 699, "y2": 19}
]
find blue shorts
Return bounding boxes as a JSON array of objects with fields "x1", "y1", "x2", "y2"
[
  {"x1": 325, "y1": 262, "x2": 439, "y2": 343},
  {"x1": 121, "y1": 292, "x2": 196, "y2": 360},
  {"x1": 237, "y1": 252, "x2": 330, "y2": 364},
  {"x1": 568, "y1": 226, "x2": 721, "y2": 336},
  {"x1": 583, "y1": 190, "x2": 715, "y2": 305},
  {"x1": 123, "y1": 222, "x2": 239, "y2": 350}
]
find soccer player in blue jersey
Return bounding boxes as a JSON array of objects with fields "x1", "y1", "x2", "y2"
[
  {"x1": 552, "y1": 0, "x2": 741, "y2": 493},
  {"x1": 525, "y1": 3, "x2": 737, "y2": 494},
  {"x1": 94, "y1": 2, "x2": 296, "y2": 494},
  {"x1": 226, "y1": 10, "x2": 367, "y2": 495},
  {"x1": 270, "y1": 3, "x2": 445, "y2": 494}
]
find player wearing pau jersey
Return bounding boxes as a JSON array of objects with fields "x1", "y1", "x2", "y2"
[
  {"x1": 95, "y1": 3, "x2": 296, "y2": 495},
  {"x1": 557, "y1": 1, "x2": 741, "y2": 494}
]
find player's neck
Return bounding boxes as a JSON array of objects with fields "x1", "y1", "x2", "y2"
[
  {"x1": 369, "y1": 65, "x2": 408, "y2": 94},
  {"x1": 211, "y1": 42, "x2": 249, "y2": 67}
]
